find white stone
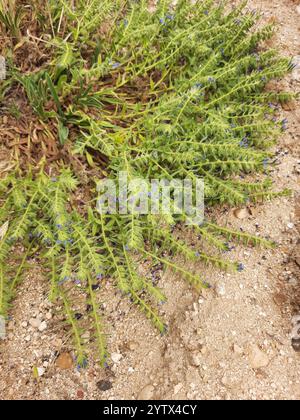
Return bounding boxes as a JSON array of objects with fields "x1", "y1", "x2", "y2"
[
  {"x1": 248, "y1": 344, "x2": 269, "y2": 369},
  {"x1": 38, "y1": 321, "x2": 47, "y2": 332},
  {"x1": 292, "y1": 56, "x2": 300, "y2": 82},
  {"x1": 29, "y1": 318, "x2": 41, "y2": 329},
  {"x1": 191, "y1": 353, "x2": 201, "y2": 367},
  {"x1": 292, "y1": 315, "x2": 300, "y2": 326},
  {"x1": 216, "y1": 283, "x2": 226, "y2": 297},
  {"x1": 37, "y1": 367, "x2": 45, "y2": 377},
  {"x1": 111, "y1": 352, "x2": 122, "y2": 364},
  {"x1": 45, "y1": 312, "x2": 52, "y2": 320},
  {"x1": 0, "y1": 56, "x2": 6, "y2": 80},
  {"x1": 173, "y1": 383, "x2": 183, "y2": 395},
  {"x1": 233, "y1": 344, "x2": 243, "y2": 355}
]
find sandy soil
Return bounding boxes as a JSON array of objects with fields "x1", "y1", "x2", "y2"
[{"x1": 0, "y1": 0, "x2": 299, "y2": 400}]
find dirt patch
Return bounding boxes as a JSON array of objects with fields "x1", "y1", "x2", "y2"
[{"x1": 0, "y1": 0, "x2": 299, "y2": 400}]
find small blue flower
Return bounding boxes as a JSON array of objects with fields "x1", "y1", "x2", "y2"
[
  {"x1": 124, "y1": 19, "x2": 128, "y2": 27},
  {"x1": 166, "y1": 14, "x2": 174, "y2": 20},
  {"x1": 263, "y1": 158, "x2": 269, "y2": 169},
  {"x1": 204, "y1": 10, "x2": 209, "y2": 15},
  {"x1": 195, "y1": 82, "x2": 202, "y2": 89},
  {"x1": 224, "y1": 242, "x2": 235, "y2": 252},
  {"x1": 125, "y1": 244, "x2": 130, "y2": 251},
  {"x1": 51, "y1": 177, "x2": 58, "y2": 183},
  {"x1": 195, "y1": 251, "x2": 200, "y2": 257},
  {"x1": 208, "y1": 77, "x2": 215, "y2": 83},
  {"x1": 58, "y1": 276, "x2": 70, "y2": 286},
  {"x1": 237, "y1": 263, "x2": 245, "y2": 272},
  {"x1": 240, "y1": 137, "x2": 249, "y2": 148},
  {"x1": 109, "y1": 60, "x2": 120, "y2": 69},
  {"x1": 159, "y1": 17, "x2": 165, "y2": 25},
  {"x1": 281, "y1": 118, "x2": 288, "y2": 131},
  {"x1": 56, "y1": 224, "x2": 63, "y2": 230},
  {"x1": 161, "y1": 324, "x2": 168, "y2": 336},
  {"x1": 96, "y1": 273, "x2": 103, "y2": 280}
]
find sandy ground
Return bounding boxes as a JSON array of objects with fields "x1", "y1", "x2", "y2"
[{"x1": 0, "y1": 0, "x2": 299, "y2": 400}]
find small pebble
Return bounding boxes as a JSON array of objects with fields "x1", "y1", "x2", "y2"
[
  {"x1": 111, "y1": 352, "x2": 122, "y2": 364},
  {"x1": 233, "y1": 344, "x2": 243, "y2": 355},
  {"x1": 37, "y1": 367, "x2": 45, "y2": 377},
  {"x1": 292, "y1": 56, "x2": 300, "y2": 81},
  {"x1": 29, "y1": 318, "x2": 41, "y2": 329},
  {"x1": 56, "y1": 352, "x2": 73, "y2": 370},
  {"x1": 77, "y1": 390, "x2": 84, "y2": 399},
  {"x1": 234, "y1": 208, "x2": 249, "y2": 219},
  {"x1": 248, "y1": 344, "x2": 269, "y2": 369},
  {"x1": 138, "y1": 384, "x2": 154, "y2": 400},
  {"x1": 38, "y1": 321, "x2": 47, "y2": 332},
  {"x1": 216, "y1": 284, "x2": 226, "y2": 297},
  {"x1": 96, "y1": 380, "x2": 113, "y2": 392}
]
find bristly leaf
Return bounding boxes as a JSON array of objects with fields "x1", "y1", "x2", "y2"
[{"x1": 0, "y1": 0, "x2": 292, "y2": 366}]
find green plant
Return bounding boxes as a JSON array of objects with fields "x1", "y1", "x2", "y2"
[
  {"x1": 0, "y1": 0, "x2": 23, "y2": 40},
  {"x1": 0, "y1": 0, "x2": 294, "y2": 366}
]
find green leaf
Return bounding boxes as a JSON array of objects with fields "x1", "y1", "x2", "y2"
[
  {"x1": 85, "y1": 151, "x2": 95, "y2": 167},
  {"x1": 57, "y1": 44, "x2": 74, "y2": 70},
  {"x1": 58, "y1": 120, "x2": 69, "y2": 146},
  {"x1": 45, "y1": 72, "x2": 64, "y2": 118}
]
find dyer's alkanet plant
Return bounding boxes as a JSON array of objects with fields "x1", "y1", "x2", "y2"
[{"x1": 0, "y1": 0, "x2": 294, "y2": 366}]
